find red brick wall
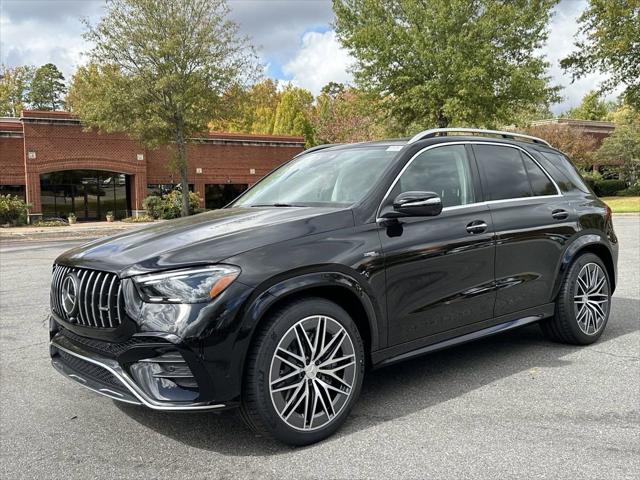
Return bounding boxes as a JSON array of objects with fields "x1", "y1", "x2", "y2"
[
  {"x1": 0, "y1": 136, "x2": 26, "y2": 185},
  {"x1": 0, "y1": 111, "x2": 304, "y2": 215}
]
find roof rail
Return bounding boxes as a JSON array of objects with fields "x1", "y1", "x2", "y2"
[
  {"x1": 407, "y1": 128, "x2": 551, "y2": 147},
  {"x1": 293, "y1": 143, "x2": 342, "y2": 158}
]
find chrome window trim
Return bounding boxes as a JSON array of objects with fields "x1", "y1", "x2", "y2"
[{"x1": 375, "y1": 141, "x2": 562, "y2": 222}]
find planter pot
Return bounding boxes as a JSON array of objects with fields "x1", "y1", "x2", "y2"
[
  {"x1": 68, "y1": 218, "x2": 76, "y2": 225},
  {"x1": 106, "y1": 216, "x2": 114, "y2": 222}
]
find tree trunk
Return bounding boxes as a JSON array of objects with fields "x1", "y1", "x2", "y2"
[
  {"x1": 436, "y1": 110, "x2": 449, "y2": 128},
  {"x1": 174, "y1": 124, "x2": 190, "y2": 218}
]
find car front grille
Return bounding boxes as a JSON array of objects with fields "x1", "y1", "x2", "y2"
[
  {"x1": 51, "y1": 265, "x2": 125, "y2": 329},
  {"x1": 57, "y1": 327, "x2": 150, "y2": 357}
]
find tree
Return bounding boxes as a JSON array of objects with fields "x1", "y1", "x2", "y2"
[
  {"x1": 596, "y1": 104, "x2": 640, "y2": 183},
  {"x1": 67, "y1": 0, "x2": 258, "y2": 216},
  {"x1": 272, "y1": 86, "x2": 314, "y2": 143},
  {"x1": 209, "y1": 79, "x2": 281, "y2": 134},
  {"x1": 0, "y1": 64, "x2": 34, "y2": 116},
  {"x1": 312, "y1": 83, "x2": 386, "y2": 144},
  {"x1": 28, "y1": 63, "x2": 67, "y2": 110},
  {"x1": 525, "y1": 123, "x2": 598, "y2": 169},
  {"x1": 333, "y1": 0, "x2": 561, "y2": 132},
  {"x1": 561, "y1": 0, "x2": 640, "y2": 110},
  {"x1": 561, "y1": 90, "x2": 613, "y2": 121}
]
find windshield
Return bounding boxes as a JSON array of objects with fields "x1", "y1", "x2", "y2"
[{"x1": 232, "y1": 146, "x2": 400, "y2": 207}]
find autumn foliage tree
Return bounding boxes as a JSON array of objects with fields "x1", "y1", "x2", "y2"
[
  {"x1": 312, "y1": 83, "x2": 386, "y2": 144},
  {"x1": 525, "y1": 124, "x2": 598, "y2": 169},
  {"x1": 0, "y1": 65, "x2": 34, "y2": 116},
  {"x1": 67, "y1": 0, "x2": 258, "y2": 217}
]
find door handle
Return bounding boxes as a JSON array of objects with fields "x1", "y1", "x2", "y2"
[
  {"x1": 552, "y1": 209, "x2": 569, "y2": 220},
  {"x1": 466, "y1": 220, "x2": 488, "y2": 234}
]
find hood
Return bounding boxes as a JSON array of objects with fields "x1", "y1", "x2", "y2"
[{"x1": 55, "y1": 207, "x2": 354, "y2": 276}]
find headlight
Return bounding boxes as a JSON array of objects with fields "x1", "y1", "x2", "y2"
[{"x1": 133, "y1": 265, "x2": 240, "y2": 304}]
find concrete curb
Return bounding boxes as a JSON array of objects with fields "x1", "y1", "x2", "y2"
[{"x1": 0, "y1": 222, "x2": 155, "y2": 242}]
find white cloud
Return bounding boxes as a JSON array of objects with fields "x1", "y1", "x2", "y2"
[
  {"x1": 0, "y1": 0, "x2": 104, "y2": 80},
  {"x1": 543, "y1": 0, "x2": 621, "y2": 115},
  {"x1": 0, "y1": 0, "x2": 619, "y2": 116},
  {"x1": 282, "y1": 30, "x2": 354, "y2": 95}
]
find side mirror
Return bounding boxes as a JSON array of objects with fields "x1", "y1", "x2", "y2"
[{"x1": 389, "y1": 191, "x2": 443, "y2": 217}]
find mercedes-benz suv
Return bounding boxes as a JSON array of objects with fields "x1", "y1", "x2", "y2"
[{"x1": 49, "y1": 128, "x2": 618, "y2": 445}]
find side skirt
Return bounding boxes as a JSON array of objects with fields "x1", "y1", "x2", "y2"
[{"x1": 373, "y1": 303, "x2": 554, "y2": 368}]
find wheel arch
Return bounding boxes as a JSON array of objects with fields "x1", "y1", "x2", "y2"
[
  {"x1": 237, "y1": 270, "x2": 381, "y2": 371},
  {"x1": 553, "y1": 234, "x2": 617, "y2": 300}
]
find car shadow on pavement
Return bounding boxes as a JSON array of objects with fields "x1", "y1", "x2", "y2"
[{"x1": 115, "y1": 296, "x2": 639, "y2": 455}]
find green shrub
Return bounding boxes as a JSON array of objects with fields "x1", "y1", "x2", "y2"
[
  {"x1": 122, "y1": 215, "x2": 155, "y2": 223},
  {"x1": 142, "y1": 190, "x2": 202, "y2": 220},
  {"x1": 579, "y1": 169, "x2": 603, "y2": 182},
  {"x1": 142, "y1": 195, "x2": 163, "y2": 219},
  {"x1": 593, "y1": 179, "x2": 627, "y2": 196},
  {"x1": 617, "y1": 183, "x2": 640, "y2": 196},
  {"x1": 160, "y1": 190, "x2": 202, "y2": 219},
  {"x1": 0, "y1": 194, "x2": 30, "y2": 226},
  {"x1": 579, "y1": 169, "x2": 602, "y2": 192}
]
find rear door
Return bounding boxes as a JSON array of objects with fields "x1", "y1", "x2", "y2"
[
  {"x1": 472, "y1": 143, "x2": 576, "y2": 317},
  {"x1": 379, "y1": 144, "x2": 496, "y2": 345}
]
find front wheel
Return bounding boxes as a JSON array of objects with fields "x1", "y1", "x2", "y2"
[
  {"x1": 541, "y1": 253, "x2": 611, "y2": 345},
  {"x1": 240, "y1": 298, "x2": 365, "y2": 445}
]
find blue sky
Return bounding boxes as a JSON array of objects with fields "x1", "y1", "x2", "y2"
[{"x1": 0, "y1": 0, "x2": 618, "y2": 115}]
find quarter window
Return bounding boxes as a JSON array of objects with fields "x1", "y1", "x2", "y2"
[
  {"x1": 474, "y1": 145, "x2": 557, "y2": 201},
  {"x1": 392, "y1": 145, "x2": 475, "y2": 208},
  {"x1": 536, "y1": 150, "x2": 590, "y2": 193}
]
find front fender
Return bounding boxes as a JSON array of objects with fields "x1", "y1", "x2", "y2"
[{"x1": 240, "y1": 269, "x2": 381, "y2": 351}]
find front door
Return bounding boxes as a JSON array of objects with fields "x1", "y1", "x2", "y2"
[{"x1": 379, "y1": 144, "x2": 496, "y2": 346}]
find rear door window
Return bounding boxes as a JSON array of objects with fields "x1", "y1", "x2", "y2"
[{"x1": 473, "y1": 145, "x2": 558, "y2": 201}]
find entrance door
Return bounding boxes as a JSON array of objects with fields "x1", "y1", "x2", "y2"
[{"x1": 40, "y1": 170, "x2": 130, "y2": 221}]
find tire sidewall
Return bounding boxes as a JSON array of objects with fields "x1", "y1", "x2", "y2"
[
  {"x1": 559, "y1": 253, "x2": 611, "y2": 344},
  {"x1": 249, "y1": 298, "x2": 365, "y2": 445}
]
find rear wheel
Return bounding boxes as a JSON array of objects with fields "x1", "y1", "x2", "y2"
[
  {"x1": 541, "y1": 253, "x2": 611, "y2": 345},
  {"x1": 240, "y1": 298, "x2": 365, "y2": 445}
]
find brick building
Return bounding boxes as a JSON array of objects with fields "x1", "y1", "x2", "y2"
[
  {"x1": 530, "y1": 118, "x2": 616, "y2": 146},
  {"x1": 0, "y1": 111, "x2": 305, "y2": 221}
]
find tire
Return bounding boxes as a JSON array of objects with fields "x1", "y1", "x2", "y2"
[
  {"x1": 540, "y1": 252, "x2": 611, "y2": 345},
  {"x1": 240, "y1": 297, "x2": 365, "y2": 445}
]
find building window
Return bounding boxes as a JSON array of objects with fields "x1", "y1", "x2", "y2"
[
  {"x1": 205, "y1": 184, "x2": 248, "y2": 209},
  {"x1": 0, "y1": 185, "x2": 26, "y2": 200},
  {"x1": 40, "y1": 171, "x2": 129, "y2": 221},
  {"x1": 147, "y1": 184, "x2": 194, "y2": 197}
]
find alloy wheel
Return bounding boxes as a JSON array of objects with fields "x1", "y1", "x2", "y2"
[
  {"x1": 573, "y1": 262, "x2": 609, "y2": 335},
  {"x1": 268, "y1": 315, "x2": 357, "y2": 431}
]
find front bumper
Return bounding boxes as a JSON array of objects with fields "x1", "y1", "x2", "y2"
[{"x1": 50, "y1": 331, "x2": 226, "y2": 411}]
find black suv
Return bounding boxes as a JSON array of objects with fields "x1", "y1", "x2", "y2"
[{"x1": 49, "y1": 128, "x2": 618, "y2": 445}]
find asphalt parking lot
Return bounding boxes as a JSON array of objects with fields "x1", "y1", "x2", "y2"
[{"x1": 1, "y1": 215, "x2": 638, "y2": 480}]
